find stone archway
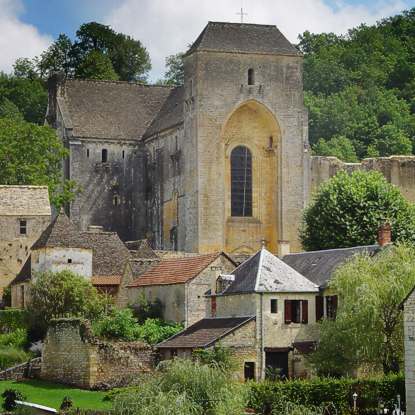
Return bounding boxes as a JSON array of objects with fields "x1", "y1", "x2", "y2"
[{"x1": 222, "y1": 100, "x2": 281, "y2": 254}]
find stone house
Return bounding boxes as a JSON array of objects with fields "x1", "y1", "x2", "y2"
[
  {"x1": 0, "y1": 186, "x2": 51, "y2": 291},
  {"x1": 403, "y1": 286, "x2": 415, "y2": 415},
  {"x1": 157, "y1": 248, "x2": 319, "y2": 380},
  {"x1": 127, "y1": 252, "x2": 236, "y2": 327},
  {"x1": 10, "y1": 211, "x2": 133, "y2": 308}
]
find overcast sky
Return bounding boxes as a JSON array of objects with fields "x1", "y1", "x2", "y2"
[{"x1": 1, "y1": 0, "x2": 414, "y2": 81}]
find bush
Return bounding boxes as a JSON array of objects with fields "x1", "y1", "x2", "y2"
[
  {"x1": 135, "y1": 318, "x2": 182, "y2": 345},
  {"x1": 0, "y1": 346, "x2": 30, "y2": 370},
  {"x1": 130, "y1": 293, "x2": 163, "y2": 324},
  {"x1": 0, "y1": 328, "x2": 27, "y2": 348},
  {"x1": 247, "y1": 374, "x2": 405, "y2": 415},
  {"x1": 193, "y1": 344, "x2": 236, "y2": 372},
  {"x1": 1, "y1": 388, "x2": 25, "y2": 411},
  {"x1": 0, "y1": 309, "x2": 28, "y2": 332},
  {"x1": 111, "y1": 359, "x2": 247, "y2": 415},
  {"x1": 92, "y1": 309, "x2": 141, "y2": 341},
  {"x1": 60, "y1": 396, "x2": 74, "y2": 411}
]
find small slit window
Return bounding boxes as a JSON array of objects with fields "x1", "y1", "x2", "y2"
[
  {"x1": 86, "y1": 149, "x2": 90, "y2": 158},
  {"x1": 113, "y1": 195, "x2": 119, "y2": 206},
  {"x1": 19, "y1": 220, "x2": 27, "y2": 235},
  {"x1": 67, "y1": 258, "x2": 72, "y2": 264},
  {"x1": 248, "y1": 68, "x2": 255, "y2": 85},
  {"x1": 122, "y1": 150, "x2": 125, "y2": 159},
  {"x1": 270, "y1": 299, "x2": 278, "y2": 314},
  {"x1": 231, "y1": 146, "x2": 252, "y2": 217},
  {"x1": 102, "y1": 149, "x2": 108, "y2": 163}
]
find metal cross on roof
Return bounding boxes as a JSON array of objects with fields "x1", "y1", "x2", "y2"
[{"x1": 236, "y1": 7, "x2": 248, "y2": 23}]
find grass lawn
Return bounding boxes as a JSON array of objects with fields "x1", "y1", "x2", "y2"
[{"x1": 0, "y1": 379, "x2": 112, "y2": 410}]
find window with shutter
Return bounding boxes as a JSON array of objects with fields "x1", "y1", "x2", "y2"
[
  {"x1": 316, "y1": 296, "x2": 324, "y2": 321},
  {"x1": 301, "y1": 300, "x2": 308, "y2": 324},
  {"x1": 284, "y1": 300, "x2": 292, "y2": 324}
]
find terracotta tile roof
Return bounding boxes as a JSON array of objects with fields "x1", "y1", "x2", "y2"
[
  {"x1": 128, "y1": 252, "x2": 222, "y2": 287},
  {"x1": 91, "y1": 276, "x2": 122, "y2": 286},
  {"x1": 0, "y1": 186, "x2": 51, "y2": 216},
  {"x1": 156, "y1": 316, "x2": 255, "y2": 349}
]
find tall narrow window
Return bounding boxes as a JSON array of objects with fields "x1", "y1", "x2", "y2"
[
  {"x1": 231, "y1": 146, "x2": 252, "y2": 217},
  {"x1": 86, "y1": 149, "x2": 90, "y2": 158},
  {"x1": 19, "y1": 220, "x2": 27, "y2": 235},
  {"x1": 248, "y1": 68, "x2": 255, "y2": 85},
  {"x1": 102, "y1": 149, "x2": 108, "y2": 163}
]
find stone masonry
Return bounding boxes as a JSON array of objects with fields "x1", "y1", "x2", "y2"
[{"x1": 41, "y1": 319, "x2": 154, "y2": 389}]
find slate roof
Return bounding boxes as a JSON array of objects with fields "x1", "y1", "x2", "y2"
[
  {"x1": 61, "y1": 79, "x2": 173, "y2": 141},
  {"x1": 282, "y1": 245, "x2": 380, "y2": 289},
  {"x1": 125, "y1": 240, "x2": 159, "y2": 259},
  {"x1": 143, "y1": 86, "x2": 184, "y2": 139},
  {"x1": 156, "y1": 316, "x2": 255, "y2": 349},
  {"x1": 128, "y1": 252, "x2": 228, "y2": 287},
  {"x1": 223, "y1": 248, "x2": 318, "y2": 295},
  {"x1": 10, "y1": 256, "x2": 31, "y2": 285},
  {"x1": 187, "y1": 22, "x2": 300, "y2": 56},
  {"x1": 81, "y1": 231, "x2": 131, "y2": 278},
  {"x1": 32, "y1": 210, "x2": 90, "y2": 250},
  {"x1": 0, "y1": 186, "x2": 51, "y2": 216}
]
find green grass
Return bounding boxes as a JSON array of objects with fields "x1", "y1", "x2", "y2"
[{"x1": 0, "y1": 379, "x2": 112, "y2": 410}]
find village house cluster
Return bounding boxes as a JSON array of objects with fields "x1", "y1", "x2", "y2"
[{"x1": 1, "y1": 21, "x2": 415, "y2": 390}]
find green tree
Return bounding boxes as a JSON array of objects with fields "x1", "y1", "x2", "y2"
[
  {"x1": 0, "y1": 117, "x2": 75, "y2": 207},
  {"x1": 38, "y1": 34, "x2": 73, "y2": 78},
  {"x1": 309, "y1": 244, "x2": 415, "y2": 375},
  {"x1": 313, "y1": 135, "x2": 358, "y2": 162},
  {"x1": 28, "y1": 271, "x2": 107, "y2": 329},
  {"x1": 301, "y1": 170, "x2": 415, "y2": 250},
  {"x1": 75, "y1": 50, "x2": 118, "y2": 80},
  {"x1": 13, "y1": 57, "x2": 39, "y2": 80},
  {"x1": 161, "y1": 52, "x2": 185, "y2": 85}
]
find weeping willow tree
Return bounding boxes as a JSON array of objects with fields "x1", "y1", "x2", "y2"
[{"x1": 309, "y1": 243, "x2": 415, "y2": 376}]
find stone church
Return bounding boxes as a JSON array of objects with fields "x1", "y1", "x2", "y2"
[{"x1": 46, "y1": 21, "x2": 415, "y2": 256}]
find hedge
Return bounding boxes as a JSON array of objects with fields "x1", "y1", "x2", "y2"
[{"x1": 248, "y1": 374, "x2": 405, "y2": 415}]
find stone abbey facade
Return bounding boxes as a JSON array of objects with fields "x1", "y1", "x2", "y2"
[{"x1": 46, "y1": 21, "x2": 415, "y2": 256}]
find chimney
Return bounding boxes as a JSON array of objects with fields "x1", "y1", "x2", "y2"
[
  {"x1": 377, "y1": 223, "x2": 392, "y2": 247},
  {"x1": 46, "y1": 72, "x2": 65, "y2": 128},
  {"x1": 87, "y1": 225, "x2": 104, "y2": 233}
]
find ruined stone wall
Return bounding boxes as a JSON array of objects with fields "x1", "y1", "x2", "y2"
[
  {"x1": 41, "y1": 319, "x2": 154, "y2": 389},
  {"x1": 0, "y1": 215, "x2": 50, "y2": 288},
  {"x1": 185, "y1": 50, "x2": 309, "y2": 255},
  {"x1": 67, "y1": 138, "x2": 146, "y2": 242},
  {"x1": 404, "y1": 291, "x2": 415, "y2": 415},
  {"x1": 310, "y1": 155, "x2": 415, "y2": 203}
]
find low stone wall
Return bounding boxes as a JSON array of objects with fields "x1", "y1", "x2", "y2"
[{"x1": 41, "y1": 319, "x2": 155, "y2": 389}]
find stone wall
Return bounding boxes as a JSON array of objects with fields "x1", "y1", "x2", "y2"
[
  {"x1": 310, "y1": 155, "x2": 415, "y2": 203},
  {"x1": 41, "y1": 319, "x2": 154, "y2": 389},
  {"x1": 404, "y1": 290, "x2": 415, "y2": 415}
]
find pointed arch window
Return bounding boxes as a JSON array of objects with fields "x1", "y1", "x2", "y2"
[{"x1": 231, "y1": 146, "x2": 252, "y2": 217}]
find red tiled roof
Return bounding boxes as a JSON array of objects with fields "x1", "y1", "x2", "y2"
[
  {"x1": 91, "y1": 276, "x2": 122, "y2": 286},
  {"x1": 128, "y1": 253, "x2": 222, "y2": 287}
]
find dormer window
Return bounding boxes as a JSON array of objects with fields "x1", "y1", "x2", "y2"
[
  {"x1": 102, "y1": 149, "x2": 108, "y2": 163},
  {"x1": 248, "y1": 68, "x2": 255, "y2": 85}
]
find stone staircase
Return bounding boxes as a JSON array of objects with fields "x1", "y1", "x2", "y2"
[{"x1": 0, "y1": 357, "x2": 41, "y2": 381}]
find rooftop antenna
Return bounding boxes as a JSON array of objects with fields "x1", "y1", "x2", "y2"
[{"x1": 236, "y1": 2, "x2": 248, "y2": 23}]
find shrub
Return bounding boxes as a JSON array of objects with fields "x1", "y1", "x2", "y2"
[
  {"x1": 60, "y1": 396, "x2": 74, "y2": 411},
  {"x1": 135, "y1": 318, "x2": 182, "y2": 345},
  {"x1": 247, "y1": 374, "x2": 404, "y2": 415},
  {"x1": 130, "y1": 293, "x2": 163, "y2": 324},
  {"x1": 193, "y1": 343, "x2": 236, "y2": 372},
  {"x1": 0, "y1": 309, "x2": 28, "y2": 332},
  {"x1": 1, "y1": 389, "x2": 25, "y2": 411},
  {"x1": 0, "y1": 346, "x2": 30, "y2": 370},
  {"x1": 0, "y1": 328, "x2": 27, "y2": 348},
  {"x1": 93, "y1": 309, "x2": 140, "y2": 341}
]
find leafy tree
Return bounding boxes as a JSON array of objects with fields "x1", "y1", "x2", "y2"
[
  {"x1": 313, "y1": 135, "x2": 358, "y2": 162},
  {"x1": 28, "y1": 271, "x2": 107, "y2": 330},
  {"x1": 309, "y1": 244, "x2": 415, "y2": 375},
  {"x1": 75, "y1": 50, "x2": 118, "y2": 81},
  {"x1": 301, "y1": 170, "x2": 415, "y2": 250},
  {"x1": 161, "y1": 52, "x2": 185, "y2": 85},
  {"x1": 0, "y1": 74, "x2": 47, "y2": 124},
  {"x1": 0, "y1": 116, "x2": 75, "y2": 207},
  {"x1": 13, "y1": 57, "x2": 39, "y2": 80},
  {"x1": 93, "y1": 308, "x2": 140, "y2": 341},
  {"x1": 38, "y1": 34, "x2": 73, "y2": 78}
]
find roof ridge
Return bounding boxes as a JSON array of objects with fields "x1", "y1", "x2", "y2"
[
  {"x1": 64, "y1": 78, "x2": 175, "y2": 89},
  {"x1": 285, "y1": 245, "x2": 379, "y2": 257},
  {"x1": 208, "y1": 21, "x2": 277, "y2": 28},
  {"x1": 0, "y1": 185, "x2": 49, "y2": 189}
]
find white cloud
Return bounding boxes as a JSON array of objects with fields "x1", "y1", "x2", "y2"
[
  {"x1": 105, "y1": 0, "x2": 408, "y2": 82},
  {"x1": 0, "y1": 0, "x2": 52, "y2": 74}
]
